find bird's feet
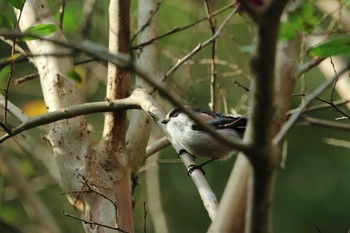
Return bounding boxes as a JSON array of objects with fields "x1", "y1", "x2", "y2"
[
  {"x1": 177, "y1": 149, "x2": 196, "y2": 159},
  {"x1": 177, "y1": 149, "x2": 187, "y2": 157},
  {"x1": 187, "y1": 164, "x2": 206, "y2": 175},
  {"x1": 187, "y1": 158, "x2": 217, "y2": 176}
]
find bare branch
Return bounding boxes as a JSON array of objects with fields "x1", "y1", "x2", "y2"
[
  {"x1": 130, "y1": 0, "x2": 164, "y2": 44},
  {"x1": 297, "y1": 58, "x2": 325, "y2": 77},
  {"x1": 145, "y1": 136, "x2": 170, "y2": 158},
  {"x1": 273, "y1": 64, "x2": 350, "y2": 145},
  {"x1": 3, "y1": 5, "x2": 24, "y2": 123},
  {"x1": 302, "y1": 116, "x2": 350, "y2": 131},
  {"x1": 203, "y1": 0, "x2": 218, "y2": 111},
  {"x1": 235, "y1": 1, "x2": 289, "y2": 233},
  {"x1": 130, "y1": 2, "x2": 236, "y2": 50},
  {"x1": 77, "y1": 175, "x2": 118, "y2": 208},
  {"x1": 0, "y1": 94, "x2": 28, "y2": 122},
  {"x1": 13, "y1": 73, "x2": 39, "y2": 85},
  {"x1": 0, "y1": 96, "x2": 140, "y2": 143},
  {"x1": 58, "y1": 0, "x2": 66, "y2": 30},
  {"x1": 62, "y1": 211, "x2": 128, "y2": 233},
  {"x1": 156, "y1": 6, "x2": 239, "y2": 87},
  {"x1": 127, "y1": 0, "x2": 159, "y2": 179}
]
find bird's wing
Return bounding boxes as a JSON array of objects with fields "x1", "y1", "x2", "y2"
[
  {"x1": 208, "y1": 116, "x2": 247, "y2": 136},
  {"x1": 191, "y1": 109, "x2": 247, "y2": 137}
]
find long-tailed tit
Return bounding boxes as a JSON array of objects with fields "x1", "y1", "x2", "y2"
[{"x1": 162, "y1": 107, "x2": 247, "y2": 161}]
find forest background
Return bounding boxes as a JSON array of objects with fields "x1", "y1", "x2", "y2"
[{"x1": 0, "y1": 0, "x2": 350, "y2": 233}]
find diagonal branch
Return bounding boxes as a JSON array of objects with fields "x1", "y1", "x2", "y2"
[
  {"x1": 157, "y1": 6, "x2": 239, "y2": 87},
  {"x1": 130, "y1": 2, "x2": 236, "y2": 50},
  {"x1": 273, "y1": 64, "x2": 350, "y2": 145}
]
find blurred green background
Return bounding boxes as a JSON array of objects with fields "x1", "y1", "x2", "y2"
[{"x1": 1, "y1": 0, "x2": 350, "y2": 232}]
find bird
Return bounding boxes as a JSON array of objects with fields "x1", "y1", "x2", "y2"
[{"x1": 162, "y1": 107, "x2": 247, "y2": 173}]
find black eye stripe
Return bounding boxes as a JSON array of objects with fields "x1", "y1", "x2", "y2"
[{"x1": 168, "y1": 107, "x2": 181, "y2": 118}]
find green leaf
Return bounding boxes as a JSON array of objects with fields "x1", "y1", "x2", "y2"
[
  {"x1": 308, "y1": 37, "x2": 350, "y2": 58},
  {"x1": 66, "y1": 69, "x2": 82, "y2": 83},
  {"x1": 22, "y1": 24, "x2": 57, "y2": 41},
  {"x1": 0, "y1": 11, "x2": 14, "y2": 29},
  {"x1": 7, "y1": 0, "x2": 25, "y2": 9},
  {"x1": 279, "y1": 2, "x2": 317, "y2": 40},
  {"x1": 0, "y1": 65, "x2": 11, "y2": 89}
]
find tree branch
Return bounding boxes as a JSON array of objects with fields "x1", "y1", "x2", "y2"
[
  {"x1": 145, "y1": 136, "x2": 170, "y2": 158},
  {"x1": 156, "y1": 6, "x2": 239, "y2": 88},
  {"x1": 273, "y1": 64, "x2": 350, "y2": 145},
  {"x1": 130, "y1": 2, "x2": 236, "y2": 50},
  {"x1": 302, "y1": 116, "x2": 350, "y2": 131},
  {"x1": 97, "y1": 1, "x2": 133, "y2": 232},
  {"x1": 127, "y1": 0, "x2": 159, "y2": 182},
  {"x1": 237, "y1": 1, "x2": 289, "y2": 233},
  {"x1": 203, "y1": 0, "x2": 218, "y2": 111},
  {"x1": 0, "y1": 97, "x2": 140, "y2": 143},
  {"x1": 62, "y1": 211, "x2": 128, "y2": 233}
]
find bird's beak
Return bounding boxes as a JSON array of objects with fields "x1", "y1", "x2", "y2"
[{"x1": 161, "y1": 119, "x2": 169, "y2": 124}]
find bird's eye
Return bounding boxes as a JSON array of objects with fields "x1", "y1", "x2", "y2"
[{"x1": 168, "y1": 108, "x2": 181, "y2": 118}]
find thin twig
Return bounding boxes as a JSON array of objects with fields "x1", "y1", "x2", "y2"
[
  {"x1": 62, "y1": 211, "x2": 128, "y2": 233},
  {"x1": 316, "y1": 96, "x2": 350, "y2": 119},
  {"x1": 203, "y1": 0, "x2": 218, "y2": 111},
  {"x1": 4, "y1": 6, "x2": 24, "y2": 123},
  {"x1": 58, "y1": 0, "x2": 66, "y2": 30},
  {"x1": 130, "y1": 2, "x2": 236, "y2": 50},
  {"x1": 297, "y1": 58, "x2": 325, "y2": 77},
  {"x1": 78, "y1": 174, "x2": 118, "y2": 208},
  {"x1": 130, "y1": 0, "x2": 164, "y2": 45},
  {"x1": 273, "y1": 64, "x2": 350, "y2": 145},
  {"x1": 153, "y1": 5, "x2": 239, "y2": 92},
  {"x1": 14, "y1": 58, "x2": 98, "y2": 85},
  {"x1": 287, "y1": 99, "x2": 350, "y2": 115},
  {"x1": 233, "y1": 80, "x2": 251, "y2": 92},
  {"x1": 14, "y1": 72, "x2": 39, "y2": 85},
  {"x1": 302, "y1": 116, "x2": 350, "y2": 131}
]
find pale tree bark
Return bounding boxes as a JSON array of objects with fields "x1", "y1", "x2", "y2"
[
  {"x1": 97, "y1": 0, "x2": 133, "y2": 232},
  {"x1": 16, "y1": 0, "x2": 134, "y2": 233},
  {"x1": 127, "y1": 0, "x2": 158, "y2": 181},
  {"x1": 16, "y1": 0, "x2": 90, "y2": 209},
  {"x1": 126, "y1": 0, "x2": 169, "y2": 232}
]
